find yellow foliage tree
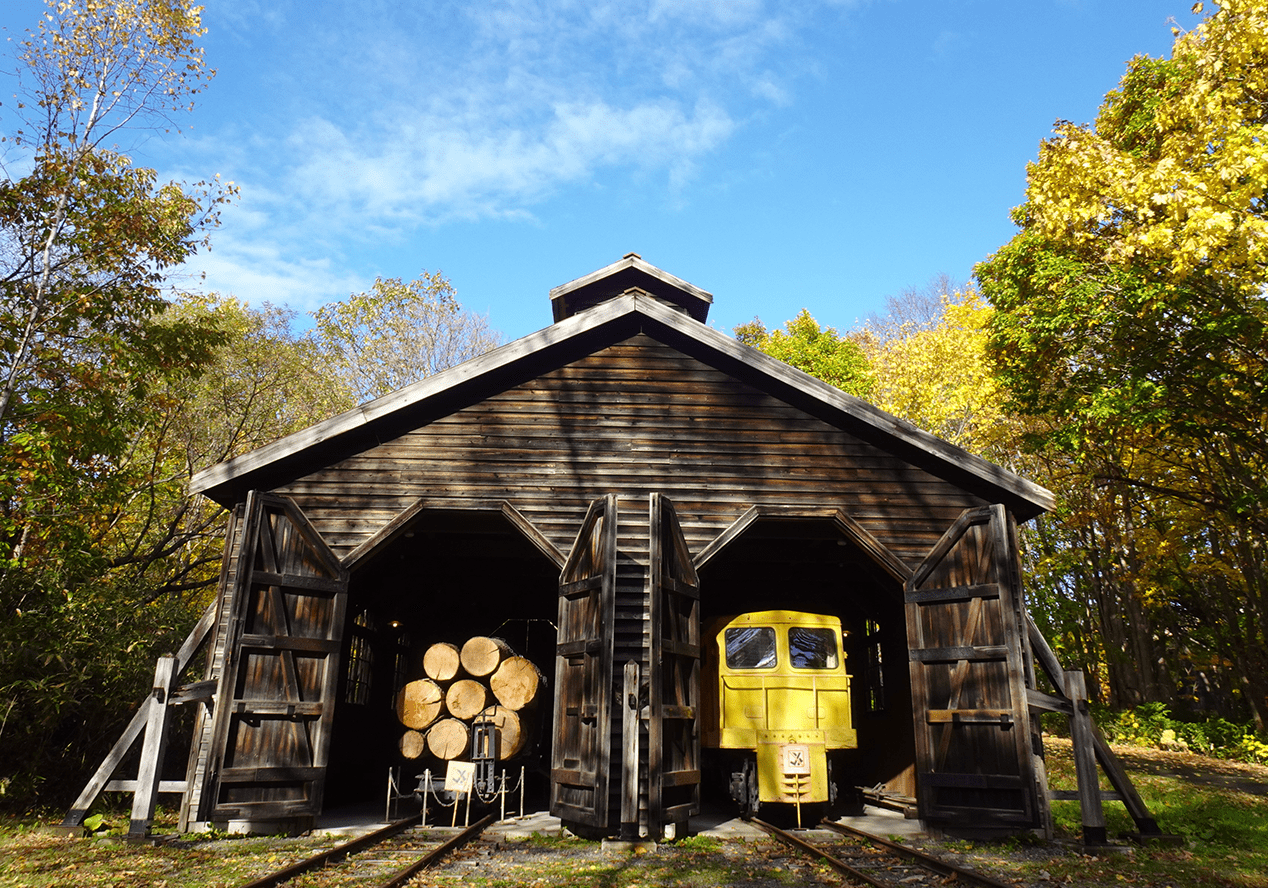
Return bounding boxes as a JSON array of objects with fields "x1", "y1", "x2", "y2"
[
  {"x1": 860, "y1": 286, "x2": 1009, "y2": 459},
  {"x1": 1025, "y1": 0, "x2": 1268, "y2": 282}
]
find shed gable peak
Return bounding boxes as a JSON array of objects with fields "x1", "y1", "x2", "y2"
[{"x1": 550, "y1": 253, "x2": 713, "y2": 323}]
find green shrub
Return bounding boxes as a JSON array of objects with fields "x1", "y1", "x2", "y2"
[{"x1": 1084, "y1": 703, "x2": 1268, "y2": 764}]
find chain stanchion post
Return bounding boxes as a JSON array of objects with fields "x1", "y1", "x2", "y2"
[
  {"x1": 422, "y1": 768, "x2": 431, "y2": 827},
  {"x1": 520, "y1": 766, "x2": 526, "y2": 818},
  {"x1": 500, "y1": 769, "x2": 507, "y2": 821},
  {"x1": 385, "y1": 766, "x2": 394, "y2": 824}
]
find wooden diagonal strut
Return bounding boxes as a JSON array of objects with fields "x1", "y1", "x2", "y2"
[
  {"x1": 57, "y1": 601, "x2": 218, "y2": 837},
  {"x1": 1024, "y1": 614, "x2": 1174, "y2": 845}
]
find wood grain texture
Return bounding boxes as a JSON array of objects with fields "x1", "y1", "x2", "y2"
[
  {"x1": 421, "y1": 643, "x2": 461, "y2": 682},
  {"x1": 397, "y1": 679, "x2": 445, "y2": 730},
  {"x1": 426, "y1": 718, "x2": 470, "y2": 761},
  {"x1": 445, "y1": 679, "x2": 490, "y2": 720},
  {"x1": 489, "y1": 656, "x2": 544, "y2": 711},
  {"x1": 274, "y1": 335, "x2": 1014, "y2": 571}
]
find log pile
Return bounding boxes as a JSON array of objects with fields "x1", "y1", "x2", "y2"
[{"x1": 395, "y1": 635, "x2": 545, "y2": 763}]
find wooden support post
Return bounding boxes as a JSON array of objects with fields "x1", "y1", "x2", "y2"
[
  {"x1": 1064, "y1": 670, "x2": 1107, "y2": 846},
  {"x1": 129, "y1": 655, "x2": 178, "y2": 837},
  {"x1": 1091, "y1": 724, "x2": 1162, "y2": 836},
  {"x1": 621, "y1": 661, "x2": 640, "y2": 837}
]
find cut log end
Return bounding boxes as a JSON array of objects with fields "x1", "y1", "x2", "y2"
[
  {"x1": 460, "y1": 636, "x2": 513, "y2": 678},
  {"x1": 400, "y1": 730, "x2": 426, "y2": 760},
  {"x1": 475, "y1": 705, "x2": 527, "y2": 761},
  {"x1": 445, "y1": 678, "x2": 490, "y2": 721},
  {"x1": 426, "y1": 718, "x2": 470, "y2": 761},
  {"x1": 397, "y1": 678, "x2": 445, "y2": 730},
  {"x1": 421, "y1": 642, "x2": 462, "y2": 682},
  {"x1": 490, "y1": 656, "x2": 545, "y2": 711}
]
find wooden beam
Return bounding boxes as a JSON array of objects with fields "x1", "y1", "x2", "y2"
[
  {"x1": 59, "y1": 700, "x2": 152, "y2": 829},
  {"x1": 621, "y1": 661, "x2": 640, "y2": 836},
  {"x1": 129, "y1": 656, "x2": 178, "y2": 837},
  {"x1": 1026, "y1": 613, "x2": 1067, "y2": 691},
  {"x1": 1065, "y1": 670, "x2": 1107, "y2": 846},
  {"x1": 1091, "y1": 723, "x2": 1162, "y2": 835}
]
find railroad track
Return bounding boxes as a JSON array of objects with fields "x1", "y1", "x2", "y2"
[
  {"x1": 240, "y1": 811, "x2": 496, "y2": 888},
  {"x1": 752, "y1": 817, "x2": 1016, "y2": 888}
]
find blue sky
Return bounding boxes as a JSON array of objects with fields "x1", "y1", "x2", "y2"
[{"x1": 2, "y1": 1, "x2": 1195, "y2": 342}]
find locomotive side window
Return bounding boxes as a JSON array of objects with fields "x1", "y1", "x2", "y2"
[
  {"x1": 788, "y1": 626, "x2": 838, "y2": 669},
  {"x1": 725, "y1": 626, "x2": 777, "y2": 669}
]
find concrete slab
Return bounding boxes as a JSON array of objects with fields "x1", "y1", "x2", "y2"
[{"x1": 829, "y1": 805, "x2": 929, "y2": 842}]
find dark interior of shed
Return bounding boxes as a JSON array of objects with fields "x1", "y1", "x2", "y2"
[
  {"x1": 319, "y1": 507, "x2": 917, "y2": 821},
  {"x1": 324, "y1": 509, "x2": 561, "y2": 811},
  {"x1": 695, "y1": 516, "x2": 917, "y2": 803}
]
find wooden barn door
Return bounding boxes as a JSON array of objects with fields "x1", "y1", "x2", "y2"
[
  {"x1": 551, "y1": 495, "x2": 618, "y2": 828},
  {"x1": 203, "y1": 491, "x2": 349, "y2": 824},
  {"x1": 648, "y1": 493, "x2": 701, "y2": 834},
  {"x1": 905, "y1": 504, "x2": 1041, "y2": 830}
]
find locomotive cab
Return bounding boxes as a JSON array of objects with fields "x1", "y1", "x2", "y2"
[{"x1": 702, "y1": 611, "x2": 857, "y2": 820}]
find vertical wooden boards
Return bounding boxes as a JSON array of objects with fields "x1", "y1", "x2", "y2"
[
  {"x1": 180, "y1": 502, "x2": 247, "y2": 832},
  {"x1": 647, "y1": 493, "x2": 701, "y2": 838},
  {"x1": 904, "y1": 504, "x2": 1042, "y2": 829},
  {"x1": 550, "y1": 495, "x2": 617, "y2": 828},
  {"x1": 200, "y1": 491, "x2": 350, "y2": 825}
]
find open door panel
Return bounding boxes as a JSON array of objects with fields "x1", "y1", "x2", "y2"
[
  {"x1": 550, "y1": 495, "x2": 618, "y2": 828},
  {"x1": 202, "y1": 491, "x2": 350, "y2": 824},
  {"x1": 648, "y1": 493, "x2": 701, "y2": 835},
  {"x1": 905, "y1": 504, "x2": 1043, "y2": 829}
]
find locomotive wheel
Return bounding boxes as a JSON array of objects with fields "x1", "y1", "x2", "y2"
[{"x1": 739, "y1": 757, "x2": 760, "y2": 820}]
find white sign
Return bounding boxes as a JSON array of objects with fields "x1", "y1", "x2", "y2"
[
  {"x1": 781, "y1": 744, "x2": 811, "y2": 776},
  {"x1": 444, "y1": 761, "x2": 475, "y2": 793}
]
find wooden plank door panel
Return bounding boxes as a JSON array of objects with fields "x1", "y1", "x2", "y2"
[
  {"x1": 203, "y1": 491, "x2": 349, "y2": 823},
  {"x1": 648, "y1": 493, "x2": 701, "y2": 833},
  {"x1": 551, "y1": 495, "x2": 618, "y2": 828},
  {"x1": 905, "y1": 504, "x2": 1040, "y2": 828}
]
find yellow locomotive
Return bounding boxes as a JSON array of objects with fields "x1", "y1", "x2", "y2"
[{"x1": 702, "y1": 611, "x2": 857, "y2": 820}]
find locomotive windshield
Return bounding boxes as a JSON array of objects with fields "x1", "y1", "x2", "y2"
[
  {"x1": 789, "y1": 626, "x2": 839, "y2": 669},
  {"x1": 724, "y1": 626, "x2": 777, "y2": 669}
]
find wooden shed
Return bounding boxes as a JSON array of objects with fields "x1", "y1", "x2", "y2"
[{"x1": 171, "y1": 254, "x2": 1061, "y2": 838}]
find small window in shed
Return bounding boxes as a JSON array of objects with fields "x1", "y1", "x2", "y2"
[
  {"x1": 345, "y1": 610, "x2": 376, "y2": 706},
  {"x1": 789, "y1": 627, "x2": 839, "y2": 669},
  {"x1": 725, "y1": 626, "x2": 776, "y2": 669},
  {"x1": 864, "y1": 619, "x2": 885, "y2": 712},
  {"x1": 391, "y1": 630, "x2": 412, "y2": 712}
]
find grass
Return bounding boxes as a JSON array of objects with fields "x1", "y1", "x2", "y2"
[
  {"x1": 931, "y1": 738, "x2": 1268, "y2": 888},
  {"x1": 2, "y1": 741, "x2": 1267, "y2": 887}
]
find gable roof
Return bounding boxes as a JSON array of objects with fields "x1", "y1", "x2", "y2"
[
  {"x1": 190, "y1": 287, "x2": 1055, "y2": 520},
  {"x1": 550, "y1": 252, "x2": 713, "y2": 323}
]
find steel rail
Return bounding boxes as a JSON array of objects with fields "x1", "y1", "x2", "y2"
[
  {"x1": 239, "y1": 813, "x2": 423, "y2": 888},
  {"x1": 750, "y1": 818, "x2": 891, "y2": 888},
  {"x1": 753, "y1": 817, "x2": 1016, "y2": 888},
  {"x1": 819, "y1": 819, "x2": 1015, "y2": 888},
  {"x1": 377, "y1": 812, "x2": 496, "y2": 888}
]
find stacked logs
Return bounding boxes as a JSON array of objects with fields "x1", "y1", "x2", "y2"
[{"x1": 396, "y1": 635, "x2": 545, "y2": 764}]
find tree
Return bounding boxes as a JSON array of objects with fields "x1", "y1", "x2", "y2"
[
  {"x1": 0, "y1": 0, "x2": 235, "y2": 808},
  {"x1": 859, "y1": 283, "x2": 1009, "y2": 457},
  {"x1": 975, "y1": 0, "x2": 1268, "y2": 726},
  {"x1": 310, "y1": 272, "x2": 504, "y2": 403},
  {"x1": 0, "y1": 0, "x2": 232, "y2": 569},
  {"x1": 734, "y1": 309, "x2": 873, "y2": 398}
]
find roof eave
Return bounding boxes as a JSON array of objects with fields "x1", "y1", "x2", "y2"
[{"x1": 191, "y1": 292, "x2": 1054, "y2": 519}]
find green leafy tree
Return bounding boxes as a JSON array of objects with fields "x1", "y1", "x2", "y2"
[
  {"x1": 310, "y1": 272, "x2": 504, "y2": 403},
  {"x1": 0, "y1": 0, "x2": 236, "y2": 808},
  {"x1": 976, "y1": 0, "x2": 1268, "y2": 726},
  {"x1": 734, "y1": 309, "x2": 873, "y2": 398}
]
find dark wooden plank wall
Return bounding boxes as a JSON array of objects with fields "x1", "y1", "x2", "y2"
[{"x1": 275, "y1": 335, "x2": 987, "y2": 570}]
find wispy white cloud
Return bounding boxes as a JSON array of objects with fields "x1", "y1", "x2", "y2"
[{"x1": 178, "y1": 0, "x2": 857, "y2": 309}]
